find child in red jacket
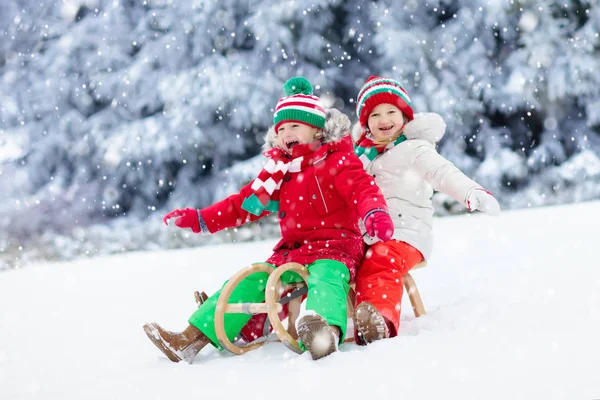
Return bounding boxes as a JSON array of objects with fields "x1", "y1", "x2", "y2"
[{"x1": 143, "y1": 77, "x2": 394, "y2": 362}]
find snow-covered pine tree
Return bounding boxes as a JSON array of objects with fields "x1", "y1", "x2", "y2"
[
  {"x1": 1, "y1": 0, "x2": 599, "y2": 262},
  {"x1": 367, "y1": 0, "x2": 599, "y2": 208},
  {"x1": 0, "y1": 0, "x2": 368, "y2": 238}
]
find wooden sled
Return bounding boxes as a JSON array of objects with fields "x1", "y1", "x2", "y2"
[{"x1": 194, "y1": 260, "x2": 427, "y2": 356}]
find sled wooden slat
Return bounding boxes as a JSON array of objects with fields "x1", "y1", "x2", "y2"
[
  {"x1": 225, "y1": 302, "x2": 283, "y2": 315},
  {"x1": 285, "y1": 293, "x2": 302, "y2": 340},
  {"x1": 347, "y1": 285, "x2": 356, "y2": 318},
  {"x1": 264, "y1": 262, "x2": 310, "y2": 354},
  {"x1": 214, "y1": 263, "x2": 275, "y2": 355},
  {"x1": 412, "y1": 260, "x2": 427, "y2": 271},
  {"x1": 405, "y1": 260, "x2": 427, "y2": 317}
]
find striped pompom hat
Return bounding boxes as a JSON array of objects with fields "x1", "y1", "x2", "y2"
[
  {"x1": 273, "y1": 76, "x2": 326, "y2": 133},
  {"x1": 355, "y1": 76, "x2": 414, "y2": 128}
]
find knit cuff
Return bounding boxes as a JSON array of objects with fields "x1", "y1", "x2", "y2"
[
  {"x1": 197, "y1": 210, "x2": 211, "y2": 235},
  {"x1": 363, "y1": 208, "x2": 389, "y2": 221}
]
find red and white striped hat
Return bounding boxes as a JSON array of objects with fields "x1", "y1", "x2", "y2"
[
  {"x1": 356, "y1": 76, "x2": 414, "y2": 128},
  {"x1": 273, "y1": 76, "x2": 326, "y2": 133}
]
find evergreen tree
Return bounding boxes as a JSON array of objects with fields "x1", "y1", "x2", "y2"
[
  {"x1": 368, "y1": 0, "x2": 599, "y2": 206},
  {"x1": 0, "y1": 0, "x2": 599, "y2": 249},
  {"x1": 0, "y1": 0, "x2": 368, "y2": 236}
]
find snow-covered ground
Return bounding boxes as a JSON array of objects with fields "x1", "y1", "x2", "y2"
[{"x1": 1, "y1": 201, "x2": 598, "y2": 400}]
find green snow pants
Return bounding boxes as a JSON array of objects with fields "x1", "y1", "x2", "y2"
[{"x1": 188, "y1": 259, "x2": 350, "y2": 350}]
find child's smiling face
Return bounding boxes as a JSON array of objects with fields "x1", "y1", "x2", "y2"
[
  {"x1": 367, "y1": 103, "x2": 406, "y2": 141},
  {"x1": 276, "y1": 122, "x2": 321, "y2": 154}
]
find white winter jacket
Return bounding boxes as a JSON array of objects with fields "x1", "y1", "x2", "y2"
[{"x1": 353, "y1": 113, "x2": 482, "y2": 260}]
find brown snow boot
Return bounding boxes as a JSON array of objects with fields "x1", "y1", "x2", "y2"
[
  {"x1": 354, "y1": 302, "x2": 390, "y2": 346},
  {"x1": 296, "y1": 313, "x2": 339, "y2": 360},
  {"x1": 143, "y1": 322, "x2": 210, "y2": 364}
]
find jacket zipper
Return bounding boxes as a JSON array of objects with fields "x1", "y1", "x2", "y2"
[{"x1": 314, "y1": 176, "x2": 329, "y2": 213}]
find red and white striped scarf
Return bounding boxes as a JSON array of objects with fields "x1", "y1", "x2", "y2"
[{"x1": 241, "y1": 141, "x2": 330, "y2": 216}]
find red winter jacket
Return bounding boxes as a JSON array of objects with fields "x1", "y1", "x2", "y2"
[{"x1": 200, "y1": 110, "x2": 388, "y2": 279}]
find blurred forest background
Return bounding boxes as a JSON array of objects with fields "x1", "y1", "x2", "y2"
[{"x1": 1, "y1": 0, "x2": 599, "y2": 269}]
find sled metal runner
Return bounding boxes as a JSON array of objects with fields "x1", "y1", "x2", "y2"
[{"x1": 198, "y1": 261, "x2": 427, "y2": 356}]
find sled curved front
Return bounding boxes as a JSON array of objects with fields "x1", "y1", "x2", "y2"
[
  {"x1": 213, "y1": 260, "x2": 426, "y2": 356},
  {"x1": 214, "y1": 262, "x2": 282, "y2": 355},
  {"x1": 264, "y1": 262, "x2": 310, "y2": 354}
]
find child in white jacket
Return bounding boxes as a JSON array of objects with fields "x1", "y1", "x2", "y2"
[{"x1": 351, "y1": 76, "x2": 501, "y2": 344}]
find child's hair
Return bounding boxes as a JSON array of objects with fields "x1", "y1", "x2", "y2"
[{"x1": 371, "y1": 113, "x2": 411, "y2": 146}]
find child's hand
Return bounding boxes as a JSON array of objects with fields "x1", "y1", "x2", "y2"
[
  {"x1": 163, "y1": 208, "x2": 201, "y2": 233},
  {"x1": 467, "y1": 189, "x2": 501, "y2": 216},
  {"x1": 364, "y1": 210, "x2": 394, "y2": 242}
]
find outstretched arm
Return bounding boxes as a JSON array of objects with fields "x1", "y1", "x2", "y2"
[
  {"x1": 411, "y1": 144, "x2": 500, "y2": 215},
  {"x1": 411, "y1": 143, "x2": 481, "y2": 205},
  {"x1": 163, "y1": 181, "x2": 271, "y2": 234}
]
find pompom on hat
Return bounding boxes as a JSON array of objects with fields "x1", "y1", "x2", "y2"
[
  {"x1": 273, "y1": 76, "x2": 326, "y2": 133},
  {"x1": 355, "y1": 76, "x2": 414, "y2": 128}
]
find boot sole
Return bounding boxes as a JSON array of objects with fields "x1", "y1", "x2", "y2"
[
  {"x1": 354, "y1": 302, "x2": 389, "y2": 345},
  {"x1": 296, "y1": 315, "x2": 338, "y2": 361},
  {"x1": 143, "y1": 323, "x2": 182, "y2": 363}
]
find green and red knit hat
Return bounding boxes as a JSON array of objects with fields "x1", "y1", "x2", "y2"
[
  {"x1": 355, "y1": 76, "x2": 414, "y2": 128},
  {"x1": 273, "y1": 76, "x2": 326, "y2": 133}
]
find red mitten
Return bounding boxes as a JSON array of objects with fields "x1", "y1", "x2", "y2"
[
  {"x1": 162, "y1": 208, "x2": 201, "y2": 233},
  {"x1": 364, "y1": 210, "x2": 394, "y2": 242}
]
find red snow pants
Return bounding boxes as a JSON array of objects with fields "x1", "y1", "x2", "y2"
[{"x1": 355, "y1": 240, "x2": 423, "y2": 337}]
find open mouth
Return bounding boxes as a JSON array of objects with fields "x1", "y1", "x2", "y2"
[
  {"x1": 285, "y1": 140, "x2": 299, "y2": 151},
  {"x1": 379, "y1": 125, "x2": 394, "y2": 132}
]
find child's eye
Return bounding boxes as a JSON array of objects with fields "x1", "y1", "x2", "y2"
[
  {"x1": 370, "y1": 113, "x2": 379, "y2": 117},
  {"x1": 388, "y1": 110, "x2": 396, "y2": 114},
  {"x1": 291, "y1": 124, "x2": 299, "y2": 128}
]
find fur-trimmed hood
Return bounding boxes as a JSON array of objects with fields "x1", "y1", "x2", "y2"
[
  {"x1": 351, "y1": 112, "x2": 446, "y2": 144},
  {"x1": 263, "y1": 108, "x2": 351, "y2": 151}
]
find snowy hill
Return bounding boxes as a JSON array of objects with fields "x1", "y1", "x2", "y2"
[{"x1": 1, "y1": 202, "x2": 598, "y2": 400}]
